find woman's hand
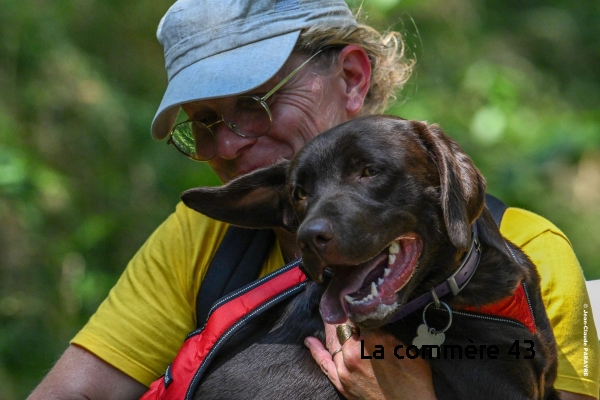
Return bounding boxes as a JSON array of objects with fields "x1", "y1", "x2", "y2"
[{"x1": 305, "y1": 321, "x2": 437, "y2": 400}]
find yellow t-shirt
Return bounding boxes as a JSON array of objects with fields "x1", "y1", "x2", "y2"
[
  {"x1": 500, "y1": 208, "x2": 599, "y2": 397},
  {"x1": 71, "y1": 202, "x2": 599, "y2": 397}
]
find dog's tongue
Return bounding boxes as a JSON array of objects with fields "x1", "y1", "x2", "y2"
[
  {"x1": 319, "y1": 254, "x2": 387, "y2": 324},
  {"x1": 320, "y1": 268, "x2": 357, "y2": 324}
]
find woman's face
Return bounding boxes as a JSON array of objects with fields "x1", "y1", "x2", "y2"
[{"x1": 181, "y1": 53, "x2": 353, "y2": 183}]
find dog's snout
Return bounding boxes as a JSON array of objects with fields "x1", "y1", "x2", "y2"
[{"x1": 297, "y1": 218, "x2": 334, "y2": 254}]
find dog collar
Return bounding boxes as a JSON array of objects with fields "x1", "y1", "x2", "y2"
[{"x1": 387, "y1": 222, "x2": 482, "y2": 323}]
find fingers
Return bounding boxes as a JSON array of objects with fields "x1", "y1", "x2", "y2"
[
  {"x1": 304, "y1": 336, "x2": 345, "y2": 394},
  {"x1": 329, "y1": 322, "x2": 360, "y2": 372},
  {"x1": 315, "y1": 320, "x2": 362, "y2": 392},
  {"x1": 323, "y1": 322, "x2": 340, "y2": 352},
  {"x1": 308, "y1": 324, "x2": 437, "y2": 400},
  {"x1": 305, "y1": 320, "x2": 361, "y2": 398}
]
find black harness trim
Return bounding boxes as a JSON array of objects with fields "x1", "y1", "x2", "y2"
[{"x1": 195, "y1": 227, "x2": 274, "y2": 327}]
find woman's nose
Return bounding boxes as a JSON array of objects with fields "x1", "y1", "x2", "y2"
[{"x1": 212, "y1": 122, "x2": 258, "y2": 160}]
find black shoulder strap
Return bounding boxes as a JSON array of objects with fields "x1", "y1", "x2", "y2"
[
  {"x1": 195, "y1": 226, "x2": 275, "y2": 327},
  {"x1": 485, "y1": 193, "x2": 508, "y2": 227}
]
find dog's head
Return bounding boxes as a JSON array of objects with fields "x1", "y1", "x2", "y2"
[{"x1": 182, "y1": 116, "x2": 486, "y2": 328}]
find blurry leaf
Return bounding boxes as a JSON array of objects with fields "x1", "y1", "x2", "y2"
[
  {"x1": 0, "y1": 151, "x2": 27, "y2": 192},
  {"x1": 470, "y1": 106, "x2": 506, "y2": 144},
  {"x1": 75, "y1": 215, "x2": 114, "y2": 249}
]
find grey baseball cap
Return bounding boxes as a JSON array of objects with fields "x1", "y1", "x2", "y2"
[{"x1": 151, "y1": 0, "x2": 357, "y2": 140}]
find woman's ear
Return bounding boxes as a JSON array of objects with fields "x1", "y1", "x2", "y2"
[{"x1": 337, "y1": 45, "x2": 371, "y2": 115}]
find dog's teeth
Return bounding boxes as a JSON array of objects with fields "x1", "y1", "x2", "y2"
[
  {"x1": 367, "y1": 294, "x2": 373, "y2": 301},
  {"x1": 345, "y1": 295, "x2": 355, "y2": 304},
  {"x1": 384, "y1": 267, "x2": 391, "y2": 277},
  {"x1": 389, "y1": 241, "x2": 400, "y2": 255},
  {"x1": 388, "y1": 254, "x2": 396, "y2": 265},
  {"x1": 371, "y1": 282, "x2": 378, "y2": 297},
  {"x1": 378, "y1": 277, "x2": 384, "y2": 285}
]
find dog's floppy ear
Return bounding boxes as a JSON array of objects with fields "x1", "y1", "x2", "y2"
[
  {"x1": 181, "y1": 160, "x2": 298, "y2": 231},
  {"x1": 412, "y1": 121, "x2": 486, "y2": 250}
]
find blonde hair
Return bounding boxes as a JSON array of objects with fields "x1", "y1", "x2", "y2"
[{"x1": 294, "y1": 22, "x2": 414, "y2": 115}]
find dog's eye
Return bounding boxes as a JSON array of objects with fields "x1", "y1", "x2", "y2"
[
  {"x1": 362, "y1": 166, "x2": 381, "y2": 177},
  {"x1": 293, "y1": 187, "x2": 307, "y2": 201}
]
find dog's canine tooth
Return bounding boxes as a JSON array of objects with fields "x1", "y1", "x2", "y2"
[
  {"x1": 344, "y1": 273, "x2": 383, "y2": 308},
  {"x1": 384, "y1": 267, "x2": 391, "y2": 277},
  {"x1": 371, "y1": 282, "x2": 378, "y2": 297},
  {"x1": 389, "y1": 241, "x2": 400, "y2": 255}
]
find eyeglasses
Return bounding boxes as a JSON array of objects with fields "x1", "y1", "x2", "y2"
[{"x1": 167, "y1": 49, "x2": 326, "y2": 161}]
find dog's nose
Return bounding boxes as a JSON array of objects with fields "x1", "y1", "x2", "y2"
[{"x1": 297, "y1": 218, "x2": 334, "y2": 255}]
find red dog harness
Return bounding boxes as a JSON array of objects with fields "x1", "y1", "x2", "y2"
[
  {"x1": 462, "y1": 283, "x2": 536, "y2": 334},
  {"x1": 140, "y1": 260, "x2": 308, "y2": 400}
]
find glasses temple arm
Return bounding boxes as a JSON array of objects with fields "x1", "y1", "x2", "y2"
[{"x1": 261, "y1": 49, "x2": 323, "y2": 101}]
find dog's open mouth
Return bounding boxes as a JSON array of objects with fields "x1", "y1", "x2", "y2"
[{"x1": 320, "y1": 234, "x2": 422, "y2": 325}]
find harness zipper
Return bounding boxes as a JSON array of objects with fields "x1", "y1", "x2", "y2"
[{"x1": 433, "y1": 307, "x2": 528, "y2": 330}]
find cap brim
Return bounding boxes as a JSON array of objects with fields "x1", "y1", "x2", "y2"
[{"x1": 151, "y1": 30, "x2": 300, "y2": 140}]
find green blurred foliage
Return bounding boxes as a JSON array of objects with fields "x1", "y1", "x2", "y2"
[{"x1": 0, "y1": 0, "x2": 598, "y2": 397}]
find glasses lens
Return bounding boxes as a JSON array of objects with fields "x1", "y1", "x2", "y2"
[
  {"x1": 221, "y1": 95, "x2": 272, "y2": 138},
  {"x1": 170, "y1": 121, "x2": 216, "y2": 161}
]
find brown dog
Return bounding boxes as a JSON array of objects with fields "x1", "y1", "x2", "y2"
[{"x1": 182, "y1": 115, "x2": 558, "y2": 399}]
